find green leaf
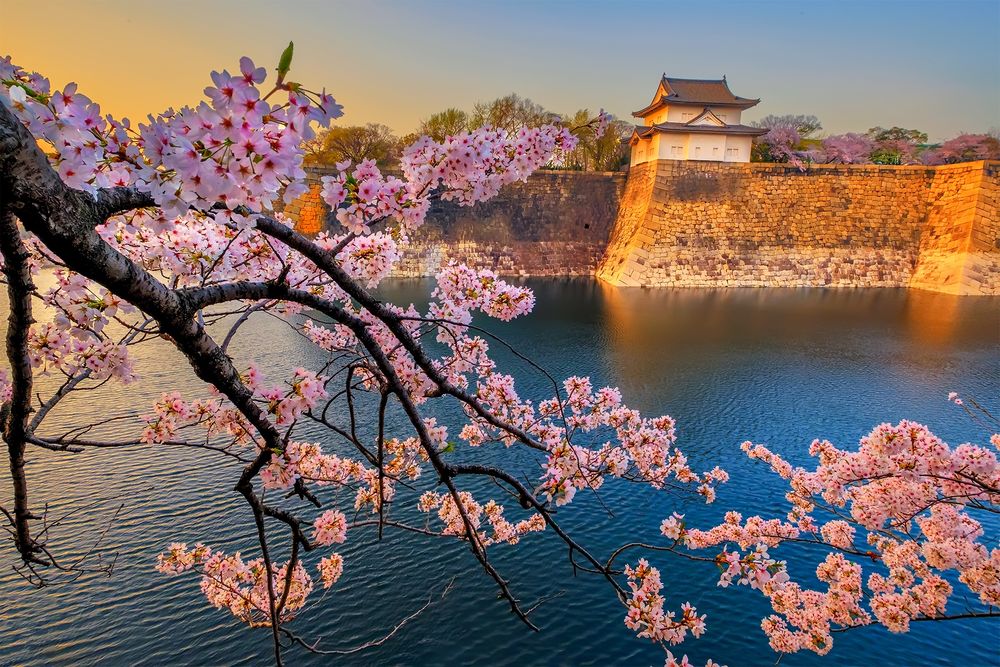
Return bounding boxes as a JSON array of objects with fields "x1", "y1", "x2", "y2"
[{"x1": 277, "y1": 41, "x2": 294, "y2": 79}]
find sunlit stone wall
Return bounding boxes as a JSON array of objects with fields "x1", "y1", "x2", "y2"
[
  {"x1": 910, "y1": 161, "x2": 1000, "y2": 294},
  {"x1": 597, "y1": 160, "x2": 999, "y2": 295},
  {"x1": 280, "y1": 168, "x2": 627, "y2": 277}
]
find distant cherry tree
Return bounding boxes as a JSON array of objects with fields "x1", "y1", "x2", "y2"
[
  {"x1": 819, "y1": 133, "x2": 875, "y2": 164},
  {"x1": 753, "y1": 126, "x2": 803, "y2": 166},
  {"x1": 922, "y1": 133, "x2": 1000, "y2": 165}
]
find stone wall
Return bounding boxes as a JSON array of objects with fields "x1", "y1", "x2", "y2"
[
  {"x1": 281, "y1": 160, "x2": 1000, "y2": 294},
  {"x1": 910, "y1": 161, "x2": 1000, "y2": 294},
  {"x1": 281, "y1": 167, "x2": 627, "y2": 277},
  {"x1": 597, "y1": 159, "x2": 999, "y2": 294}
]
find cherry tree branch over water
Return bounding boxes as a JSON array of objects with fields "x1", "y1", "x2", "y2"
[{"x1": 0, "y1": 46, "x2": 996, "y2": 667}]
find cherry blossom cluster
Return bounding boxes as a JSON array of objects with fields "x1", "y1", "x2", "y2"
[
  {"x1": 661, "y1": 418, "x2": 1000, "y2": 655},
  {"x1": 623, "y1": 559, "x2": 706, "y2": 646},
  {"x1": 43, "y1": 270, "x2": 133, "y2": 335},
  {"x1": 27, "y1": 322, "x2": 136, "y2": 382},
  {"x1": 157, "y1": 543, "x2": 314, "y2": 627},
  {"x1": 100, "y1": 211, "x2": 296, "y2": 287},
  {"x1": 140, "y1": 391, "x2": 254, "y2": 446},
  {"x1": 319, "y1": 123, "x2": 582, "y2": 234},
  {"x1": 317, "y1": 554, "x2": 345, "y2": 589},
  {"x1": 1, "y1": 53, "x2": 342, "y2": 221},
  {"x1": 320, "y1": 159, "x2": 427, "y2": 233},
  {"x1": 244, "y1": 365, "x2": 328, "y2": 425},
  {"x1": 452, "y1": 373, "x2": 726, "y2": 507},
  {"x1": 6, "y1": 264, "x2": 141, "y2": 384},
  {"x1": 758, "y1": 553, "x2": 869, "y2": 654},
  {"x1": 312, "y1": 509, "x2": 348, "y2": 546},
  {"x1": 155, "y1": 542, "x2": 213, "y2": 575},
  {"x1": 417, "y1": 491, "x2": 546, "y2": 546},
  {"x1": 140, "y1": 366, "x2": 329, "y2": 447},
  {"x1": 431, "y1": 262, "x2": 536, "y2": 325},
  {"x1": 334, "y1": 232, "x2": 402, "y2": 286},
  {"x1": 665, "y1": 653, "x2": 725, "y2": 667}
]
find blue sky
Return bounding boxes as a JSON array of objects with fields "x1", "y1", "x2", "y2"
[{"x1": 5, "y1": 0, "x2": 998, "y2": 140}]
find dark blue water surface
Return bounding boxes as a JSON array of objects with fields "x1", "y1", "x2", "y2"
[{"x1": 1, "y1": 279, "x2": 998, "y2": 666}]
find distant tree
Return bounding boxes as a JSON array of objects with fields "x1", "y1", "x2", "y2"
[
  {"x1": 305, "y1": 123, "x2": 400, "y2": 168},
  {"x1": 417, "y1": 108, "x2": 470, "y2": 141},
  {"x1": 753, "y1": 126, "x2": 802, "y2": 165},
  {"x1": 469, "y1": 94, "x2": 558, "y2": 135},
  {"x1": 871, "y1": 140, "x2": 918, "y2": 165},
  {"x1": 860, "y1": 127, "x2": 925, "y2": 165},
  {"x1": 751, "y1": 114, "x2": 823, "y2": 137},
  {"x1": 413, "y1": 96, "x2": 627, "y2": 171},
  {"x1": 592, "y1": 119, "x2": 632, "y2": 171},
  {"x1": 819, "y1": 133, "x2": 874, "y2": 164},
  {"x1": 921, "y1": 133, "x2": 1000, "y2": 165},
  {"x1": 559, "y1": 109, "x2": 631, "y2": 171},
  {"x1": 751, "y1": 140, "x2": 774, "y2": 163},
  {"x1": 866, "y1": 126, "x2": 929, "y2": 144}
]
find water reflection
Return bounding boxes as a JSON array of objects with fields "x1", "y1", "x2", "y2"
[{"x1": 902, "y1": 288, "x2": 967, "y2": 347}]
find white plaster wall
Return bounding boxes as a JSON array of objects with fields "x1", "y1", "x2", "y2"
[
  {"x1": 644, "y1": 105, "x2": 744, "y2": 126},
  {"x1": 629, "y1": 135, "x2": 660, "y2": 167},
  {"x1": 631, "y1": 132, "x2": 753, "y2": 164},
  {"x1": 723, "y1": 135, "x2": 753, "y2": 162},
  {"x1": 688, "y1": 133, "x2": 728, "y2": 161},
  {"x1": 658, "y1": 134, "x2": 689, "y2": 160},
  {"x1": 629, "y1": 140, "x2": 645, "y2": 167},
  {"x1": 714, "y1": 108, "x2": 743, "y2": 124},
  {"x1": 645, "y1": 107, "x2": 670, "y2": 125},
  {"x1": 663, "y1": 106, "x2": 744, "y2": 124},
  {"x1": 666, "y1": 106, "x2": 691, "y2": 123}
]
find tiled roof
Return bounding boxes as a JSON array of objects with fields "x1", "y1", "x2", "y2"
[{"x1": 633, "y1": 76, "x2": 760, "y2": 117}]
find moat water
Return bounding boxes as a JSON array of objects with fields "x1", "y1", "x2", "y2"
[{"x1": 1, "y1": 279, "x2": 998, "y2": 666}]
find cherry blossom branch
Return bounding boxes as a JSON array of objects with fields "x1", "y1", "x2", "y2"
[{"x1": 279, "y1": 578, "x2": 455, "y2": 655}]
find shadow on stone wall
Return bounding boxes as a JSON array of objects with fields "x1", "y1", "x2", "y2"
[{"x1": 280, "y1": 169, "x2": 627, "y2": 277}]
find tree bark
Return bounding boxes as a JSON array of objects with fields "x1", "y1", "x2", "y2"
[{"x1": 0, "y1": 198, "x2": 39, "y2": 562}]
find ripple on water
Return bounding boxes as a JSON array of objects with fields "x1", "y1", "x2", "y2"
[{"x1": 2, "y1": 281, "x2": 998, "y2": 666}]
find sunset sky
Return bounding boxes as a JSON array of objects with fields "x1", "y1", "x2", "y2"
[{"x1": 4, "y1": 0, "x2": 998, "y2": 141}]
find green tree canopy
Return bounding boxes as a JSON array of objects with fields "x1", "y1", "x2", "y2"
[
  {"x1": 469, "y1": 94, "x2": 559, "y2": 135},
  {"x1": 560, "y1": 109, "x2": 632, "y2": 172},
  {"x1": 866, "y1": 126, "x2": 929, "y2": 144},
  {"x1": 417, "y1": 108, "x2": 470, "y2": 141},
  {"x1": 305, "y1": 123, "x2": 400, "y2": 168}
]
